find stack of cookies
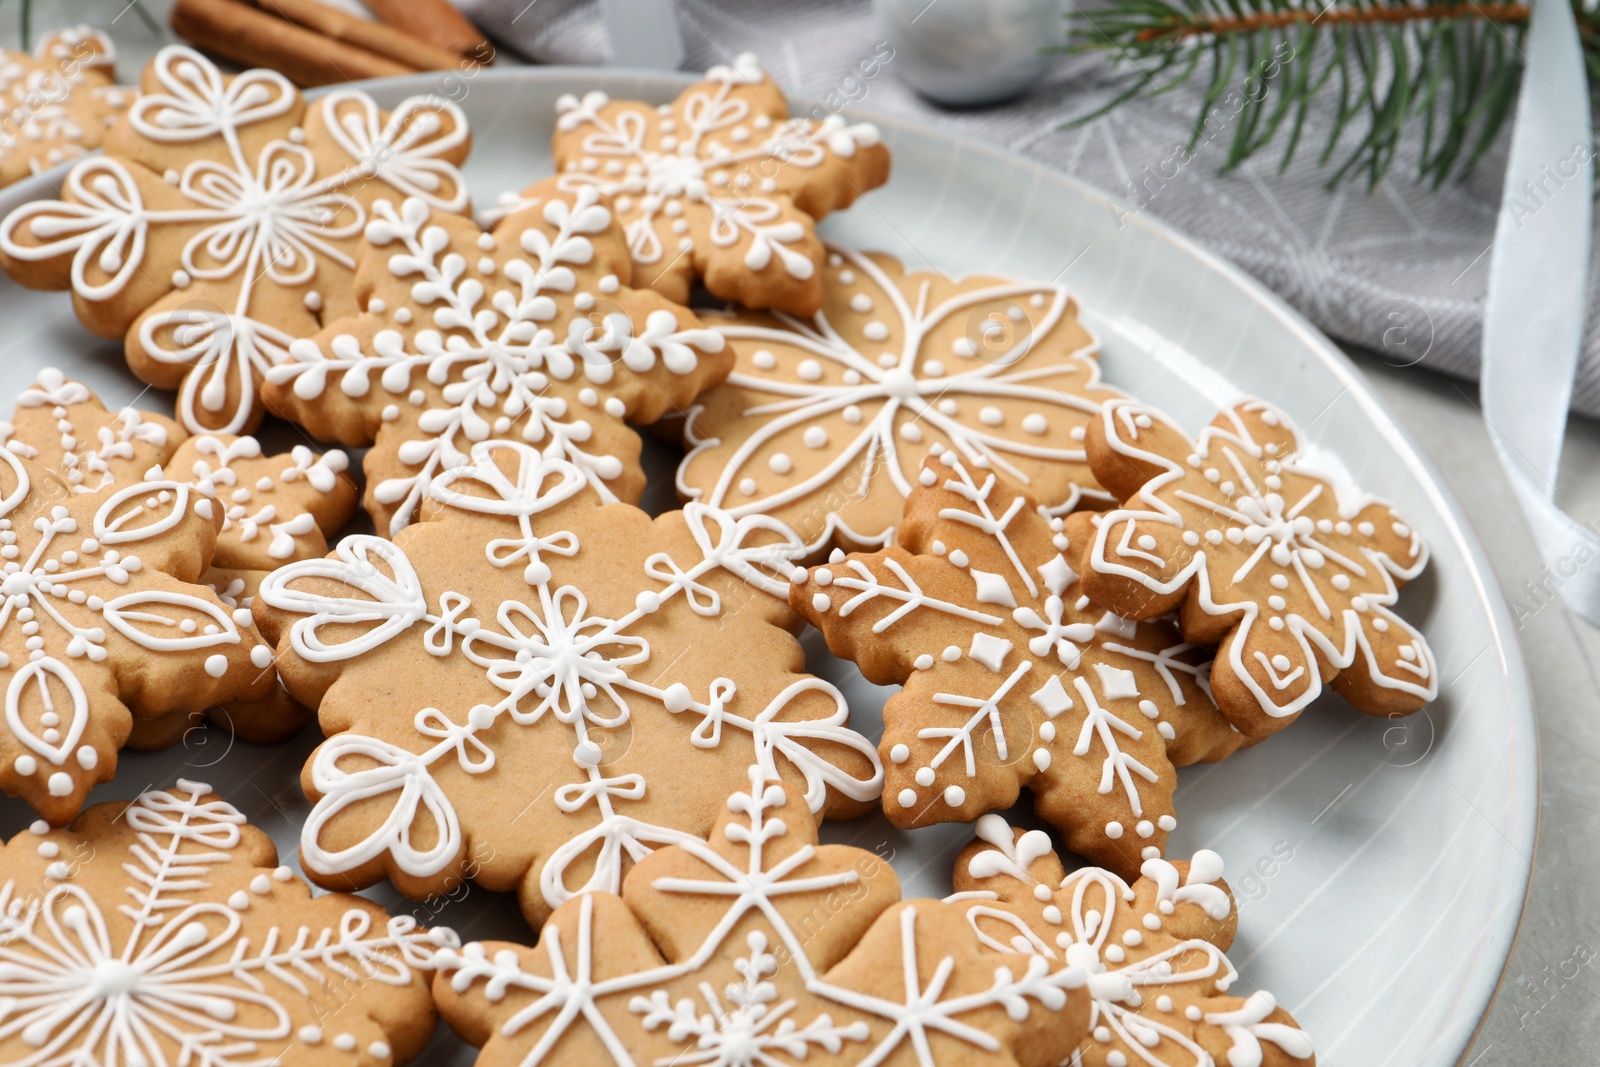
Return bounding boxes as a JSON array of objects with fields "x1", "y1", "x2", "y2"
[{"x1": 0, "y1": 45, "x2": 1440, "y2": 1067}]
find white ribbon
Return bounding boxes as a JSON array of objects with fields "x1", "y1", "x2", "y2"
[{"x1": 1481, "y1": 0, "x2": 1599, "y2": 625}]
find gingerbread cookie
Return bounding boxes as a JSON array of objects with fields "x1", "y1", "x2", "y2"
[
  {"x1": 0, "y1": 27, "x2": 131, "y2": 187},
  {"x1": 948, "y1": 815, "x2": 1316, "y2": 1067},
  {"x1": 0, "y1": 453, "x2": 274, "y2": 822},
  {"x1": 679, "y1": 247, "x2": 1117, "y2": 555},
  {"x1": 2, "y1": 370, "x2": 358, "y2": 572},
  {"x1": 253, "y1": 441, "x2": 881, "y2": 923},
  {"x1": 1080, "y1": 398, "x2": 1437, "y2": 739},
  {"x1": 434, "y1": 766, "x2": 1090, "y2": 1066},
  {"x1": 0, "y1": 44, "x2": 470, "y2": 435},
  {"x1": 263, "y1": 183, "x2": 730, "y2": 535},
  {"x1": 0, "y1": 779, "x2": 454, "y2": 1066},
  {"x1": 548, "y1": 53, "x2": 890, "y2": 316},
  {"x1": 793, "y1": 451, "x2": 1242, "y2": 878}
]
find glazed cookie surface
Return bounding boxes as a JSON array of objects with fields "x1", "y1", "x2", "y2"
[
  {"x1": 680, "y1": 247, "x2": 1117, "y2": 556},
  {"x1": 948, "y1": 814, "x2": 1316, "y2": 1067},
  {"x1": 793, "y1": 451, "x2": 1242, "y2": 878},
  {"x1": 434, "y1": 766, "x2": 1091, "y2": 1067},
  {"x1": 546, "y1": 53, "x2": 890, "y2": 316},
  {"x1": 1081, "y1": 398, "x2": 1437, "y2": 739},
  {"x1": 0, "y1": 44, "x2": 470, "y2": 435},
  {"x1": 254, "y1": 441, "x2": 882, "y2": 924},
  {"x1": 0, "y1": 780, "x2": 453, "y2": 1067},
  {"x1": 263, "y1": 183, "x2": 731, "y2": 535}
]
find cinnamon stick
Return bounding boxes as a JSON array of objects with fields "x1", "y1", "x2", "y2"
[
  {"x1": 255, "y1": 0, "x2": 467, "y2": 73},
  {"x1": 171, "y1": 0, "x2": 417, "y2": 87},
  {"x1": 362, "y1": 0, "x2": 492, "y2": 61}
]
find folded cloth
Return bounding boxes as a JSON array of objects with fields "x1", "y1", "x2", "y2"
[{"x1": 458, "y1": 0, "x2": 1600, "y2": 417}]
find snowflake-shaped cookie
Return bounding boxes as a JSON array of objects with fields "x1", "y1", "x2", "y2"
[
  {"x1": 0, "y1": 27, "x2": 131, "y2": 188},
  {"x1": 433, "y1": 765, "x2": 1091, "y2": 1066},
  {"x1": 1080, "y1": 398, "x2": 1437, "y2": 739},
  {"x1": 547, "y1": 52, "x2": 890, "y2": 316},
  {"x1": 793, "y1": 451, "x2": 1242, "y2": 878},
  {"x1": 0, "y1": 779, "x2": 455, "y2": 1067},
  {"x1": 254, "y1": 441, "x2": 881, "y2": 923},
  {"x1": 0, "y1": 453, "x2": 273, "y2": 822},
  {"x1": 0, "y1": 44, "x2": 470, "y2": 435},
  {"x1": 948, "y1": 815, "x2": 1317, "y2": 1067},
  {"x1": 3, "y1": 369, "x2": 357, "y2": 571},
  {"x1": 263, "y1": 183, "x2": 730, "y2": 535},
  {"x1": 679, "y1": 247, "x2": 1118, "y2": 554}
]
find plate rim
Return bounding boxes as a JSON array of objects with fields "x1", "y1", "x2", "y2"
[{"x1": 0, "y1": 63, "x2": 1538, "y2": 1066}]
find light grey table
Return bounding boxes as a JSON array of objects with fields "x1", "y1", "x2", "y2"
[{"x1": 7, "y1": 4, "x2": 1599, "y2": 1062}]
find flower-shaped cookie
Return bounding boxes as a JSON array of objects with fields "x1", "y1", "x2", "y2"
[
  {"x1": 948, "y1": 815, "x2": 1316, "y2": 1067},
  {"x1": 253, "y1": 441, "x2": 881, "y2": 924},
  {"x1": 548, "y1": 52, "x2": 890, "y2": 316},
  {"x1": 793, "y1": 452, "x2": 1242, "y2": 878},
  {"x1": 680, "y1": 247, "x2": 1118, "y2": 555},
  {"x1": 0, "y1": 27, "x2": 131, "y2": 187},
  {"x1": 0, "y1": 45, "x2": 470, "y2": 435},
  {"x1": 434, "y1": 766, "x2": 1090, "y2": 1067},
  {"x1": 3, "y1": 369, "x2": 357, "y2": 571},
  {"x1": 263, "y1": 184, "x2": 730, "y2": 535},
  {"x1": 0, "y1": 453, "x2": 273, "y2": 822},
  {"x1": 1, "y1": 780, "x2": 454, "y2": 1067},
  {"x1": 1080, "y1": 398, "x2": 1437, "y2": 739}
]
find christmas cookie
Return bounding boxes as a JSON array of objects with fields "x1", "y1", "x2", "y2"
[
  {"x1": 1080, "y1": 398, "x2": 1437, "y2": 739},
  {"x1": 2, "y1": 369, "x2": 358, "y2": 570},
  {"x1": 679, "y1": 247, "x2": 1117, "y2": 555},
  {"x1": 548, "y1": 53, "x2": 890, "y2": 316},
  {"x1": 0, "y1": 454, "x2": 273, "y2": 822},
  {"x1": 793, "y1": 451, "x2": 1243, "y2": 878},
  {"x1": 263, "y1": 183, "x2": 730, "y2": 536},
  {"x1": 0, "y1": 27, "x2": 131, "y2": 187},
  {"x1": 0, "y1": 44, "x2": 470, "y2": 435},
  {"x1": 0, "y1": 779, "x2": 454, "y2": 1066},
  {"x1": 253, "y1": 441, "x2": 882, "y2": 924},
  {"x1": 433, "y1": 766, "x2": 1090, "y2": 1066},
  {"x1": 948, "y1": 815, "x2": 1316, "y2": 1067}
]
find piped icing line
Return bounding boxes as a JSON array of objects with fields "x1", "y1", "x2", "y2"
[
  {"x1": 259, "y1": 441, "x2": 881, "y2": 915},
  {"x1": 1083, "y1": 397, "x2": 1436, "y2": 728}
]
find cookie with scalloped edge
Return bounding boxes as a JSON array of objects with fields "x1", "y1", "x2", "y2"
[
  {"x1": 678, "y1": 247, "x2": 1117, "y2": 556},
  {"x1": 433, "y1": 765, "x2": 1090, "y2": 1067},
  {"x1": 792, "y1": 450, "x2": 1242, "y2": 878},
  {"x1": 262, "y1": 180, "x2": 731, "y2": 537},
  {"x1": 0, "y1": 44, "x2": 470, "y2": 435},
  {"x1": 547, "y1": 52, "x2": 890, "y2": 316},
  {"x1": 0, "y1": 26, "x2": 132, "y2": 188},
  {"x1": 1079, "y1": 397, "x2": 1437, "y2": 739},
  {"x1": 0, "y1": 779, "x2": 454, "y2": 1067},
  {"x1": 0, "y1": 452, "x2": 274, "y2": 823},
  {"x1": 948, "y1": 814, "x2": 1316, "y2": 1067},
  {"x1": 252, "y1": 440, "x2": 881, "y2": 926}
]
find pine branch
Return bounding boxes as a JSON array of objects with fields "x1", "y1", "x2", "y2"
[{"x1": 1063, "y1": 0, "x2": 1596, "y2": 189}]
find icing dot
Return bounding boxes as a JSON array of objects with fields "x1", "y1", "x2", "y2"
[
  {"x1": 604, "y1": 397, "x2": 626, "y2": 418},
  {"x1": 899, "y1": 422, "x2": 922, "y2": 443},
  {"x1": 1358, "y1": 521, "x2": 1376, "y2": 536},
  {"x1": 334, "y1": 1034, "x2": 357, "y2": 1051},
  {"x1": 15, "y1": 754, "x2": 37, "y2": 775},
  {"x1": 739, "y1": 478, "x2": 758, "y2": 496},
  {"x1": 369, "y1": 1042, "x2": 391, "y2": 1059},
  {"x1": 942, "y1": 645, "x2": 961, "y2": 662},
  {"x1": 943, "y1": 785, "x2": 965, "y2": 806},
  {"x1": 923, "y1": 360, "x2": 945, "y2": 377},
  {"x1": 37, "y1": 841, "x2": 58, "y2": 858},
  {"x1": 897, "y1": 788, "x2": 917, "y2": 808},
  {"x1": 1187, "y1": 1005, "x2": 1203, "y2": 1021},
  {"x1": 812, "y1": 593, "x2": 831, "y2": 612},
  {"x1": 768, "y1": 453, "x2": 793, "y2": 475},
  {"x1": 28, "y1": 820, "x2": 47, "y2": 835},
  {"x1": 299, "y1": 1027, "x2": 322, "y2": 1044},
  {"x1": 1270, "y1": 574, "x2": 1290, "y2": 589},
  {"x1": 890, "y1": 744, "x2": 911, "y2": 763},
  {"x1": 1271, "y1": 654, "x2": 1292, "y2": 671},
  {"x1": 862, "y1": 321, "x2": 890, "y2": 342},
  {"x1": 797, "y1": 358, "x2": 823, "y2": 381},
  {"x1": 1135, "y1": 820, "x2": 1155, "y2": 838},
  {"x1": 915, "y1": 767, "x2": 936, "y2": 787},
  {"x1": 76, "y1": 747, "x2": 97, "y2": 769},
  {"x1": 250, "y1": 646, "x2": 273, "y2": 669},
  {"x1": 1105, "y1": 821, "x2": 1123, "y2": 839},
  {"x1": 979, "y1": 406, "x2": 1003, "y2": 426},
  {"x1": 913, "y1": 654, "x2": 934, "y2": 670},
  {"x1": 1182, "y1": 530, "x2": 1201, "y2": 546},
  {"x1": 204, "y1": 654, "x2": 229, "y2": 678},
  {"x1": 1332, "y1": 574, "x2": 1351, "y2": 590},
  {"x1": 1022, "y1": 414, "x2": 1047, "y2": 435},
  {"x1": 1158, "y1": 814, "x2": 1177, "y2": 831},
  {"x1": 48, "y1": 772, "x2": 71, "y2": 796},
  {"x1": 803, "y1": 427, "x2": 828, "y2": 449},
  {"x1": 752, "y1": 349, "x2": 777, "y2": 370},
  {"x1": 46, "y1": 861, "x2": 69, "y2": 880},
  {"x1": 1268, "y1": 595, "x2": 1287, "y2": 611},
  {"x1": 842, "y1": 405, "x2": 862, "y2": 424},
  {"x1": 1137, "y1": 535, "x2": 1157, "y2": 550},
  {"x1": 850, "y1": 293, "x2": 873, "y2": 312}
]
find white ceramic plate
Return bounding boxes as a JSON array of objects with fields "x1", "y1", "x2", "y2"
[{"x1": 0, "y1": 69, "x2": 1534, "y2": 1067}]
